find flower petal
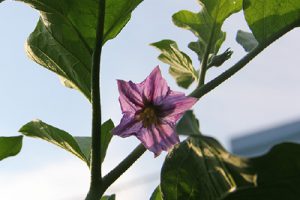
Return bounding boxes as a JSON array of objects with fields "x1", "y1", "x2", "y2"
[
  {"x1": 141, "y1": 66, "x2": 169, "y2": 104},
  {"x1": 161, "y1": 91, "x2": 198, "y2": 122},
  {"x1": 136, "y1": 123, "x2": 179, "y2": 156},
  {"x1": 112, "y1": 114, "x2": 143, "y2": 137},
  {"x1": 117, "y1": 80, "x2": 144, "y2": 113}
]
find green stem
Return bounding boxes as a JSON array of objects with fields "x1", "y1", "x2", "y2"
[
  {"x1": 198, "y1": 20, "x2": 216, "y2": 86},
  {"x1": 86, "y1": 0, "x2": 106, "y2": 199},
  {"x1": 191, "y1": 20, "x2": 300, "y2": 99},
  {"x1": 101, "y1": 144, "x2": 146, "y2": 191}
]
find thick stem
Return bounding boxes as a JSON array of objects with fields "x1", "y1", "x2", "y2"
[
  {"x1": 101, "y1": 144, "x2": 146, "y2": 191},
  {"x1": 86, "y1": 0, "x2": 105, "y2": 199},
  {"x1": 191, "y1": 20, "x2": 300, "y2": 99}
]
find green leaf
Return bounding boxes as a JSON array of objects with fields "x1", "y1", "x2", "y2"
[
  {"x1": 151, "y1": 40, "x2": 198, "y2": 89},
  {"x1": 19, "y1": 119, "x2": 114, "y2": 165},
  {"x1": 19, "y1": 120, "x2": 90, "y2": 164},
  {"x1": 176, "y1": 110, "x2": 201, "y2": 136},
  {"x1": 20, "y1": 0, "x2": 143, "y2": 101},
  {"x1": 161, "y1": 136, "x2": 254, "y2": 200},
  {"x1": 101, "y1": 194, "x2": 116, "y2": 200},
  {"x1": 161, "y1": 135, "x2": 300, "y2": 200},
  {"x1": 208, "y1": 48, "x2": 233, "y2": 68},
  {"x1": 0, "y1": 136, "x2": 23, "y2": 161},
  {"x1": 150, "y1": 186, "x2": 163, "y2": 200},
  {"x1": 236, "y1": 30, "x2": 258, "y2": 52},
  {"x1": 244, "y1": 0, "x2": 300, "y2": 44},
  {"x1": 224, "y1": 143, "x2": 300, "y2": 200},
  {"x1": 173, "y1": 0, "x2": 242, "y2": 61},
  {"x1": 99, "y1": 119, "x2": 114, "y2": 163}
]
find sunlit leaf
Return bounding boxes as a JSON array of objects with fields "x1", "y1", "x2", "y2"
[
  {"x1": 224, "y1": 143, "x2": 300, "y2": 200},
  {"x1": 161, "y1": 135, "x2": 300, "y2": 200},
  {"x1": 0, "y1": 136, "x2": 23, "y2": 161},
  {"x1": 236, "y1": 30, "x2": 258, "y2": 52},
  {"x1": 151, "y1": 40, "x2": 198, "y2": 89},
  {"x1": 173, "y1": 0, "x2": 242, "y2": 61},
  {"x1": 244, "y1": 0, "x2": 300, "y2": 44},
  {"x1": 19, "y1": 0, "x2": 143, "y2": 100},
  {"x1": 19, "y1": 120, "x2": 90, "y2": 164},
  {"x1": 150, "y1": 186, "x2": 163, "y2": 200},
  {"x1": 161, "y1": 136, "x2": 254, "y2": 200},
  {"x1": 101, "y1": 194, "x2": 116, "y2": 200},
  {"x1": 19, "y1": 119, "x2": 114, "y2": 165},
  {"x1": 176, "y1": 110, "x2": 201, "y2": 136}
]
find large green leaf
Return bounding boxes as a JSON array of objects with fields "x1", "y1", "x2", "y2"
[
  {"x1": 151, "y1": 40, "x2": 198, "y2": 89},
  {"x1": 19, "y1": 0, "x2": 143, "y2": 100},
  {"x1": 224, "y1": 143, "x2": 300, "y2": 200},
  {"x1": 236, "y1": 30, "x2": 258, "y2": 52},
  {"x1": 160, "y1": 135, "x2": 300, "y2": 200},
  {"x1": 0, "y1": 136, "x2": 23, "y2": 161},
  {"x1": 244, "y1": 0, "x2": 300, "y2": 44},
  {"x1": 173, "y1": 0, "x2": 242, "y2": 61},
  {"x1": 161, "y1": 136, "x2": 254, "y2": 200},
  {"x1": 176, "y1": 110, "x2": 201, "y2": 136},
  {"x1": 19, "y1": 119, "x2": 114, "y2": 165}
]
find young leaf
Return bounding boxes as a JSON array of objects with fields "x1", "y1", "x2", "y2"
[
  {"x1": 236, "y1": 30, "x2": 258, "y2": 52},
  {"x1": 150, "y1": 186, "x2": 163, "y2": 200},
  {"x1": 151, "y1": 40, "x2": 198, "y2": 89},
  {"x1": 244, "y1": 0, "x2": 300, "y2": 44},
  {"x1": 161, "y1": 135, "x2": 300, "y2": 200},
  {"x1": 19, "y1": 0, "x2": 143, "y2": 101},
  {"x1": 173, "y1": 0, "x2": 242, "y2": 61},
  {"x1": 0, "y1": 136, "x2": 23, "y2": 161},
  {"x1": 176, "y1": 110, "x2": 201, "y2": 136}
]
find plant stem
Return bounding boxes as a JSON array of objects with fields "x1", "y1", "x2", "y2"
[
  {"x1": 86, "y1": 0, "x2": 106, "y2": 199},
  {"x1": 190, "y1": 20, "x2": 300, "y2": 99},
  {"x1": 101, "y1": 144, "x2": 146, "y2": 191}
]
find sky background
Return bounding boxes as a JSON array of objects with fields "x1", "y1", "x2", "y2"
[{"x1": 1, "y1": 0, "x2": 300, "y2": 199}]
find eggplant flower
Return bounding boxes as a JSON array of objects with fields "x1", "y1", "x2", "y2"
[{"x1": 112, "y1": 66, "x2": 197, "y2": 156}]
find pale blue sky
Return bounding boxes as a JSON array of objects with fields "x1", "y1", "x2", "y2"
[{"x1": 1, "y1": 0, "x2": 300, "y2": 199}]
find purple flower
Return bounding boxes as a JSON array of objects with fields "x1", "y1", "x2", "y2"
[{"x1": 112, "y1": 66, "x2": 197, "y2": 156}]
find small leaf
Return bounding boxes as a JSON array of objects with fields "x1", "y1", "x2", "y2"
[
  {"x1": 20, "y1": 0, "x2": 144, "y2": 101},
  {"x1": 99, "y1": 119, "x2": 115, "y2": 163},
  {"x1": 151, "y1": 40, "x2": 198, "y2": 89},
  {"x1": 101, "y1": 194, "x2": 116, "y2": 200},
  {"x1": 0, "y1": 136, "x2": 23, "y2": 161},
  {"x1": 236, "y1": 30, "x2": 258, "y2": 52},
  {"x1": 208, "y1": 48, "x2": 233, "y2": 68},
  {"x1": 19, "y1": 120, "x2": 90, "y2": 165},
  {"x1": 150, "y1": 186, "x2": 163, "y2": 200},
  {"x1": 176, "y1": 110, "x2": 201, "y2": 136},
  {"x1": 244, "y1": 0, "x2": 300, "y2": 44},
  {"x1": 173, "y1": 0, "x2": 242, "y2": 61}
]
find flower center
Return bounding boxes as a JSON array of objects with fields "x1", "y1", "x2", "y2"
[{"x1": 136, "y1": 105, "x2": 160, "y2": 128}]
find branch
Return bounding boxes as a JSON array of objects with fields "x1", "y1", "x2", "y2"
[
  {"x1": 191, "y1": 20, "x2": 300, "y2": 99},
  {"x1": 101, "y1": 144, "x2": 146, "y2": 191}
]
